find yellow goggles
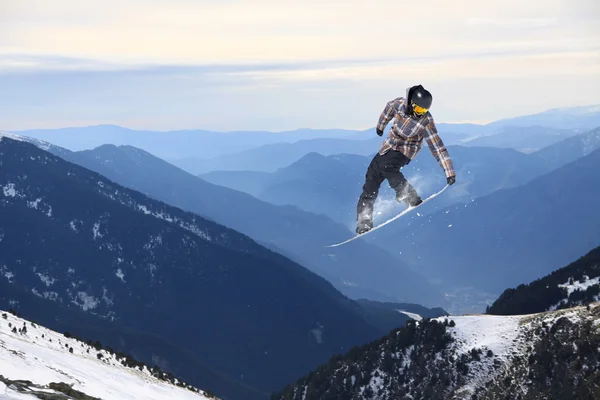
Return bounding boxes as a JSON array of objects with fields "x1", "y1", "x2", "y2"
[{"x1": 412, "y1": 103, "x2": 428, "y2": 116}]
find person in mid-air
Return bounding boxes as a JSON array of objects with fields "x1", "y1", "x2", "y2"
[{"x1": 356, "y1": 84, "x2": 456, "y2": 234}]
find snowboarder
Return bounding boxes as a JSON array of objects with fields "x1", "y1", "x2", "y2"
[{"x1": 356, "y1": 84, "x2": 456, "y2": 234}]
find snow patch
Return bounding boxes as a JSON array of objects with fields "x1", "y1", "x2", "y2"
[
  {"x1": 0, "y1": 266, "x2": 14, "y2": 283},
  {"x1": 2, "y1": 183, "x2": 18, "y2": 197},
  {"x1": 144, "y1": 234, "x2": 163, "y2": 251},
  {"x1": 442, "y1": 314, "x2": 522, "y2": 362},
  {"x1": 92, "y1": 222, "x2": 103, "y2": 240},
  {"x1": 69, "y1": 220, "x2": 79, "y2": 232},
  {"x1": 73, "y1": 292, "x2": 99, "y2": 311},
  {"x1": 559, "y1": 275, "x2": 600, "y2": 296},
  {"x1": 27, "y1": 198, "x2": 42, "y2": 209},
  {"x1": 135, "y1": 205, "x2": 212, "y2": 242},
  {"x1": 36, "y1": 273, "x2": 56, "y2": 287},
  {"x1": 115, "y1": 268, "x2": 125, "y2": 282},
  {"x1": 397, "y1": 310, "x2": 423, "y2": 321},
  {"x1": 549, "y1": 275, "x2": 600, "y2": 310}
]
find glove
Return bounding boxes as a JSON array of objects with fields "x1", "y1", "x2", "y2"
[
  {"x1": 447, "y1": 176, "x2": 456, "y2": 185},
  {"x1": 376, "y1": 128, "x2": 383, "y2": 137}
]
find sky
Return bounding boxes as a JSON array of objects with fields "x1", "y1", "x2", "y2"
[{"x1": 1, "y1": 0, "x2": 599, "y2": 131}]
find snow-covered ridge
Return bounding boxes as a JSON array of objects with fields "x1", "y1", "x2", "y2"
[
  {"x1": 0, "y1": 309, "x2": 218, "y2": 400},
  {"x1": 433, "y1": 303, "x2": 600, "y2": 398},
  {"x1": 0, "y1": 131, "x2": 52, "y2": 151}
]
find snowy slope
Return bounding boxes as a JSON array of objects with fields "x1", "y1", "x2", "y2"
[
  {"x1": 436, "y1": 314, "x2": 525, "y2": 398},
  {"x1": 0, "y1": 310, "x2": 217, "y2": 400},
  {"x1": 434, "y1": 304, "x2": 600, "y2": 398},
  {"x1": 1, "y1": 132, "x2": 53, "y2": 151},
  {"x1": 274, "y1": 302, "x2": 600, "y2": 399},
  {"x1": 0, "y1": 131, "x2": 71, "y2": 158}
]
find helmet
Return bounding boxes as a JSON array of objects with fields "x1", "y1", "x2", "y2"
[{"x1": 407, "y1": 85, "x2": 432, "y2": 117}]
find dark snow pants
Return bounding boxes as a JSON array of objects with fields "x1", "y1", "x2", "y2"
[{"x1": 356, "y1": 150, "x2": 417, "y2": 224}]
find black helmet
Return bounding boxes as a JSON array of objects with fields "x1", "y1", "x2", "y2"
[{"x1": 408, "y1": 85, "x2": 432, "y2": 116}]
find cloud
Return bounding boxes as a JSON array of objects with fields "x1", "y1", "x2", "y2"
[
  {"x1": 466, "y1": 17, "x2": 558, "y2": 28},
  {"x1": 1, "y1": 0, "x2": 599, "y2": 131},
  {"x1": 2, "y1": 0, "x2": 597, "y2": 68}
]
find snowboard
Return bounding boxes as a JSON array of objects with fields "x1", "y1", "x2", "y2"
[{"x1": 325, "y1": 184, "x2": 450, "y2": 248}]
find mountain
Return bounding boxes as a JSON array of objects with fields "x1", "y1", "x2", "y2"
[
  {"x1": 12, "y1": 104, "x2": 599, "y2": 172},
  {"x1": 0, "y1": 309, "x2": 217, "y2": 400},
  {"x1": 12, "y1": 125, "x2": 370, "y2": 160},
  {"x1": 201, "y1": 146, "x2": 551, "y2": 225},
  {"x1": 272, "y1": 250, "x2": 600, "y2": 400},
  {"x1": 486, "y1": 104, "x2": 600, "y2": 130},
  {"x1": 0, "y1": 136, "x2": 392, "y2": 399},
  {"x1": 176, "y1": 128, "x2": 482, "y2": 176},
  {"x1": 172, "y1": 137, "x2": 382, "y2": 175},
  {"x1": 531, "y1": 126, "x2": 600, "y2": 171},
  {"x1": 374, "y1": 147, "x2": 600, "y2": 296},
  {"x1": 487, "y1": 245, "x2": 600, "y2": 315},
  {"x1": 0, "y1": 274, "x2": 257, "y2": 400},
  {"x1": 462, "y1": 125, "x2": 579, "y2": 153},
  {"x1": 41, "y1": 141, "x2": 445, "y2": 307},
  {"x1": 0, "y1": 131, "x2": 71, "y2": 158},
  {"x1": 170, "y1": 106, "x2": 600, "y2": 175},
  {"x1": 273, "y1": 303, "x2": 600, "y2": 400}
]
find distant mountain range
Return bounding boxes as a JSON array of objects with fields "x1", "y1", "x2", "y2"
[
  {"x1": 176, "y1": 125, "x2": 581, "y2": 175},
  {"x1": 169, "y1": 131, "x2": 471, "y2": 175},
  {"x1": 2, "y1": 131, "x2": 446, "y2": 307},
  {"x1": 11, "y1": 104, "x2": 600, "y2": 174},
  {"x1": 373, "y1": 145, "x2": 600, "y2": 295},
  {"x1": 9, "y1": 125, "x2": 372, "y2": 160},
  {"x1": 461, "y1": 125, "x2": 580, "y2": 153},
  {"x1": 484, "y1": 104, "x2": 600, "y2": 130},
  {"x1": 531, "y1": 126, "x2": 600, "y2": 170},
  {"x1": 272, "y1": 246, "x2": 600, "y2": 399},
  {"x1": 200, "y1": 127, "x2": 600, "y2": 225}
]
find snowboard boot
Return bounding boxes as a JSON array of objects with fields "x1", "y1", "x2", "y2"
[
  {"x1": 396, "y1": 188, "x2": 422, "y2": 208},
  {"x1": 356, "y1": 220, "x2": 373, "y2": 235},
  {"x1": 356, "y1": 211, "x2": 374, "y2": 234},
  {"x1": 405, "y1": 193, "x2": 422, "y2": 208}
]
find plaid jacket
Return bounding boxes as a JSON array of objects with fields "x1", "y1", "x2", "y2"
[{"x1": 377, "y1": 97, "x2": 455, "y2": 178}]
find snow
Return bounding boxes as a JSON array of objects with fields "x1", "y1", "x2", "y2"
[
  {"x1": 549, "y1": 275, "x2": 600, "y2": 310},
  {"x1": 0, "y1": 381, "x2": 39, "y2": 399},
  {"x1": 435, "y1": 313, "x2": 526, "y2": 397},
  {"x1": 559, "y1": 275, "x2": 600, "y2": 296},
  {"x1": 2, "y1": 183, "x2": 17, "y2": 198},
  {"x1": 73, "y1": 292, "x2": 99, "y2": 311},
  {"x1": 0, "y1": 131, "x2": 52, "y2": 151},
  {"x1": 442, "y1": 314, "x2": 522, "y2": 361},
  {"x1": 116, "y1": 268, "x2": 125, "y2": 282},
  {"x1": 27, "y1": 198, "x2": 42, "y2": 209},
  {"x1": 0, "y1": 310, "x2": 215, "y2": 400},
  {"x1": 432, "y1": 305, "x2": 600, "y2": 397},
  {"x1": 36, "y1": 273, "x2": 55, "y2": 287},
  {"x1": 397, "y1": 310, "x2": 423, "y2": 321},
  {"x1": 92, "y1": 222, "x2": 103, "y2": 240}
]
